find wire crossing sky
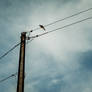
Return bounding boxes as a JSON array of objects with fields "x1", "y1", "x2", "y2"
[
  {"x1": 0, "y1": 16, "x2": 92, "y2": 86},
  {"x1": 0, "y1": 73, "x2": 17, "y2": 84},
  {"x1": 0, "y1": 16, "x2": 92, "y2": 61},
  {"x1": 0, "y1": 38, "x2": 34, "y2": 61},
  {"x1": 28, "y1": 7, "x2": 92, "y2": 33},
  {"x1": 29, "y1": 16, "x2": 92, "y2": 39},
  {"x1": 0, "y1": 42, "x2": 20, "y2": 60},
  {"x1": 0, "y1": 7, "x2": 92, "y2": 61}
]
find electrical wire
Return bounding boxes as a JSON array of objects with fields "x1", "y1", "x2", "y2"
[
  {"x1": 0, "y1": 37, "x2": 34, "y2": 61},
  {"x1": 0, "y1": 73, "x2": 17, "y2": 84},
  {"x1": 1, "y1": 7, "x2": 92, "y2": 61},
  {"x1": 0, "y1": 16, "x2": 92, "y2": 61},
  {"x1": 0, "y1": 39, "x2": 33, "y2": 84},
  {"x1": 0, "y1": 42, "x2": 20, "y2": 60},
  {"x1": 44, "y1": 8, "x2": 92, "y2": 27},
  {"x1": 29, "y1": 16, "x2": 92, "y2": 39},
  {"x1": 0, "y1": 8, "x2": 91, "y2": 86},
  {"x1": 28, "y1": 7, "x2": 92, "y2": 33}
]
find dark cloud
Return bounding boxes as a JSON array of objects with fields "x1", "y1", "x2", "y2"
[
  {"x1": 27, "y1": 74, "x2": 65, "y2": 92},
  {"x1": 0, "y1": 0, "x2": 12, "y2": 8},
  {"x1": 78, "y1": 50, "x2": 92, "y2": 71}
]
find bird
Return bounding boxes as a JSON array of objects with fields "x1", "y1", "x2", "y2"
[{"x1": 39, "y1": 25, "x2": 46, "y2": 31}]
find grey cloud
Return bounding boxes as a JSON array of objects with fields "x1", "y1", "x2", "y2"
[{"x1": 77, "y1": 50, "x2": 92, "y2": 71}]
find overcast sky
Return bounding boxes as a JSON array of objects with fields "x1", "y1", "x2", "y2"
[{"x1": 0, "y1": 0, "x2": 92, "y2": 92}]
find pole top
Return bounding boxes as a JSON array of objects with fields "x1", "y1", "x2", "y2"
[{"x1": 21, "y1": 32, "x2": 27, "y2": 36}]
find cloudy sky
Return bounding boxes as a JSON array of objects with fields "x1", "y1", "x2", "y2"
[{"x1": 0, "y1": 0, "x2": 92, "y2": 92}]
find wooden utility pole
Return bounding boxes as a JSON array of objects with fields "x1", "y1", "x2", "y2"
[{"x1": 17, "y1": 32, "x2": 26, "y2": 92}]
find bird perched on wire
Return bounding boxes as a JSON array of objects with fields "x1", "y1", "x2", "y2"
[{"x1": 39, "y1": 25, "x2": 46, "y2": 31}]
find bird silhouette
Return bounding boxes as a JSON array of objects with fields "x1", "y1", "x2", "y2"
[{"x1": 39, "y1": 25, "x2": 46, "y2": 31}]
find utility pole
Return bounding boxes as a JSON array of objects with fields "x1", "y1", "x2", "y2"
[{"x1": 17, "y1": 32, "x2": 26, "y2": 92}]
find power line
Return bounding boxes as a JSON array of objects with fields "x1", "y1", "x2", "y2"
[
  {"x1": 0, "y1": 42, "x2": 20, "y2": 60},
  {"x1": 1, "y1": 8, "x2": 92, "y2": 61},
  {"x1": 0, "y1": 38, "x2": 34, "y2": 61},
  {"x1": 0, "y1": 39, "x2": 33, "y2": 85},
  {"x1": 44, "y1": 8, "x2": 92, "y2": 27},
  {"x1": 28, "y1": 7, "x2": 92, "y2": 33},
  {"x1": 29, "y1": 17, "x2": 92, "y2": 39},
  {"x1": 0, "y1": 73, "x2": 17, "y2": 84},
  {"x1": 1, "y1": 16, "x2": 92, "y2": 61}
]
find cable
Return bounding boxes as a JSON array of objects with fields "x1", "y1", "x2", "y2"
[
  {"x1": 28, "y1": 7, "x2": 92, "y2": 33},
  {"x1": 0, "y1": 43, "x2": 20, "y2": 60},
  {"x1": 1, "y1": 7, "x2": 91, "y2": 60},
  {"x1": 29, "y1": 17, "x2": 92, "y2": 39},
  {"x1": 0, "y1": 73, "x2": 17, "y2": 83},
  {"x1": 1, "y1": 16, "x2": 91, "y2": 61},
  {"x1": 0, "y1": 35, "x2": 34, "y2": 61},
  {"x1": 1, "y1": 7, "x2": 92, "y2": 60},
  {"x1": 44, "y1": 8, "x2": 92, "y2": 27},
  {"x1": 0, "y1": 38, "x2": 34, "y2": 61}
]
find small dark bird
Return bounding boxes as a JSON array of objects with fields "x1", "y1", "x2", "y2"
[{"x1": 39, "y1": 25, "x2": 46, "y2": 31}]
